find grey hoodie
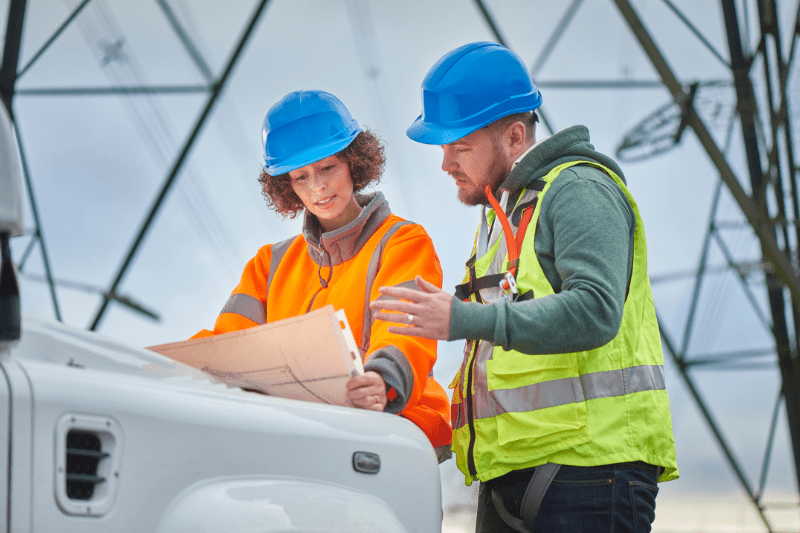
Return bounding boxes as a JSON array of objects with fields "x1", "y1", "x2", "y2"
[{"x1": 449, "y1": 125, "x2": 638, "y2": 355}]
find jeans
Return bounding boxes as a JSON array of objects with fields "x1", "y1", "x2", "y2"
[{"x1": 475, "y1": 462, "x2": 660, "y2": 533}]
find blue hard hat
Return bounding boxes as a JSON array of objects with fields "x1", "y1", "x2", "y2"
[
  {"x1": 407, "y1": 42, "x2": 542, "y2": 145},
  {"x1": 262, "y1": 90, "x2": 362, "y2": 175}
]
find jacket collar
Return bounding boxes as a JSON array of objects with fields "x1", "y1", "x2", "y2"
[
  {"x1": 500, "y1": 125, "x2": 626, "y2": 193},
  {"x1": 302, "y1": 191, "x2": 391, "y2": 266}
]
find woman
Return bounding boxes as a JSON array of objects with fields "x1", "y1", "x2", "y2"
[{"x1": 192, "y1": 90, "x2": 451, "y2": 461}]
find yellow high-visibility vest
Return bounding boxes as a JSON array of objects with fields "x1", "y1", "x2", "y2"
[{"x1": 451, "y1": 160, "x2": 679, "y2": 485}]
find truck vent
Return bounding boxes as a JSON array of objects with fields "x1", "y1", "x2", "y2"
[
  {"x1": 55, "y1": 414, "x2": 122, "y2": 516},
  {"x1": 65, "y1": 430, "x2": 108, "y2": 500}
]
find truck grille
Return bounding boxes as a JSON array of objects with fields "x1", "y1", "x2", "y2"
[{"x1": 65, "y1": 430, "x2": 109, "y2": 500}]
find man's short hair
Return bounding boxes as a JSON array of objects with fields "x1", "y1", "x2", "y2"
[{"x1": 488, "y1": 111, "x2": 538, "y2": 142}]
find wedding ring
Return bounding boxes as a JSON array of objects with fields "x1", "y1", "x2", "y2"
[{"x1": 407, "y1": 313, "x2": 414, "y2": 325}]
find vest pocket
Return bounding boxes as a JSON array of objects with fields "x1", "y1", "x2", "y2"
[
  {"x1": 486, "y1": 352, "x2": 589, "y2": 452},
  {"x1": 486, "y1": 352, "x2": 581, "y2": 389}
]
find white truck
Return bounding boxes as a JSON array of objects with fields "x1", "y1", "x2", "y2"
[{"x1": 0, "y1": 103, "x2": 443, "y2": 533}]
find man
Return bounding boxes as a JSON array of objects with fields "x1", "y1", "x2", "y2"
[{"x1": 370, "y1": 41, "x2": 678, "y2": 532}]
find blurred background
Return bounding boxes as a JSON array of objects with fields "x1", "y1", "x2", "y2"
[{"x1": 2, "y1": 0, "x2": 800, "y2": 531}]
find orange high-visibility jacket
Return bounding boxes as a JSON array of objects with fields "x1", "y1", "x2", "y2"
[{"x1": 193, "y1": 193, "x2": 451, "y2": 451}]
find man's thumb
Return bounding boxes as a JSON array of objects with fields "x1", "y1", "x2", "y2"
[{"x1": 415, "y1": 275, "x2": 437, "y2": 292}]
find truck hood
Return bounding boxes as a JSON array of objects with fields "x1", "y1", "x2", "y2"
[{"x1": 12, "y1": 314, "x2": 216, "y2": 383}]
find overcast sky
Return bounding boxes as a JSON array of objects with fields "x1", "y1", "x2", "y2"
[{"x1": 3, "y1": 0, "x2": 800, "y2": 531}]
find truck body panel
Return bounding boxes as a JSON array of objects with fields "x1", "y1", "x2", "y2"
[{"x1": 1, "y1": 316, "x2": 442, "y2": 532}]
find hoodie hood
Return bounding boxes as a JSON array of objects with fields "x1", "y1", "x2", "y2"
[{"x1": 501, "y1": 125, "x2": 626, "y2": 193}]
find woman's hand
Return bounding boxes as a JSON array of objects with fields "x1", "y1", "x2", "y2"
[{"x1": 346, "y1": 371, "x2": 388, "y2": 411}]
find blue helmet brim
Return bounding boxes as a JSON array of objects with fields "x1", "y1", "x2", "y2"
[
  {"x1": 406, "y1": 91, "x2": 542, "y2": 145},
  {"x1": 263, "y1": 128, "x2": 360, "y2": 175},
  {"x1": 406, "y1": 117, "x2": 478, "y2": 145}
]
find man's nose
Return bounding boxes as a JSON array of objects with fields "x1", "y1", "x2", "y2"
[{"x1": 441, "y1": 149, "x2": 457, "y2": 173}]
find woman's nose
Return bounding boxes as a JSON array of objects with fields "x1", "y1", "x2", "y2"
[{"x1": 311, "y1": 173, "x2": 326, "y2": 191}]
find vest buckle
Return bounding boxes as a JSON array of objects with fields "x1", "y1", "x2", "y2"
[{"x1": 499, "y1": 271, "x2": 519, "y2": 302}]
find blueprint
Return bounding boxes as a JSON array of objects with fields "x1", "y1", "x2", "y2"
[{"x1": 147, "y1": 305, "x2": 364, "y2": 406}]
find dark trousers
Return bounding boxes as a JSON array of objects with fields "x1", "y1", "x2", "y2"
[{"x1": 475, "y1": 462, "x2": 660, "y2": 533}]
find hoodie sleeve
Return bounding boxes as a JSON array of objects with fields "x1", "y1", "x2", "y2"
[
  {"x1": 450, "y1": 165, "x2": 635, "y2": 354},
  {"x1": 362, "y1": 223, "x2": 444, "y2": 414}
]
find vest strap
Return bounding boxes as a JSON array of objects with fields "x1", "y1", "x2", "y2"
[
  {"x1": 490, "y1": 463, "x2": 561, "y2": 533},
  {"x1": 454, "y1": 203, "x2": 535, "y2": 302},
  {"x1": 485, "y1": 186, "x2": 520, "y2": 276},
  {"x1": 454, "y1": 273, "x2": 507, "y2": 300},
  {"x1": 520, "y1": 462, "x2": 561, "y2": 526}
]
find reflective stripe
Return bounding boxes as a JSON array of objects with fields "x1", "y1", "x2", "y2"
[
  {"x1": 454, "y1": 364, "x2": 665, "y2": 429},
  {"x1": 360, "y1": 221, "x2": 414, "y2": 351},
  {"x1": 435, "y1": 445, "x2": 453, "y2": 464},
  {"x1": 221, "y1": 236, "x2": 293, "y2": 327},
  {"x1": 220, "y1": 293, "x2": 266, "y2": 325},
  {"x1": 267, "y1": 236, "x2": 296, "y2": 296},
  {"x1": 373, "y1": 279, "x2": 418, "y2": 302},
  {"x1": 584, "y1": 365, "x2": 666, "y2": 400},
  {"x1": 372, "y1": 278, "x2": 432, "y2": 377},
  {"x1": 489, "y1": 375, "x2": 584, "y2": 415}
]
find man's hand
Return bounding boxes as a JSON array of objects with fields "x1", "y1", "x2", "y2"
[
  {"x1": 369, "y1": 276, "x2": 453, "y2": 340},
  {"x1": 346, "y1": 371, "x2": 388, "y2": 411}
]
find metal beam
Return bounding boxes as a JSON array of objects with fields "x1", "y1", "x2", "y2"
[
  {"x1": 19, "y1": 271, "x2": 158, "y2": 321},
  {"x1": 88, "y1": 0, "x2": 272, "y2": 331},
  {"x1": 660, "y1": 0, "x2": 730, "y2": 68},
  {"x1": 0, "y1": 0, "x2": 27, "y2": 112},
  {"x1": 14, "y1": 123, "x2": 62, "y2": 322},
  {"x1": 758, "y1": 390, "x2": 784, "y2": 499},
  {"x1": 752, "y1": 0, "x2": 800, "y2": 493},
  {"x1": 16, "y1": 0, "x2": 91, "y2": 79},
  {"x1": 15, "y1": 85, "x2": 209, "y2": 96},
  {"x1": 1, "y1": 0, "x2": 63, "y2": 321},
  {"x1": 611, "y1": 0, "x2": 800, "y2": 319},
  {"x1": 658, "y1": 316, "x2": 775, "y2": 532},
  {"x1": 710, "y1": 229, "x2": 772, "y2": 331},
  {"x1": 680, "y1": 180, "x2": 722, "y2": 358},
  {"x1": 472, "y1": 0, "x2": 557, "y2": 135},
  {"x1": 473, "y1": 0, "x2": 509, "y2": 47},
  {"x1": 530, "y1": 0, "x2": 584, "y2": 78},
  {"x1": 536, "y1": 79, "x2": 690, "y2": 90},
  {"x1": 155, "y1": 0, "x2": 214, "y2": 82}
]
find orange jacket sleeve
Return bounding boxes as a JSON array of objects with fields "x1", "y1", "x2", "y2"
[
  {"x1": 362, "y1": 223, "x2": 444, "y2": 415},
  {"x1": 190, "y1": 244, "x2": 273, "y2": 339}
]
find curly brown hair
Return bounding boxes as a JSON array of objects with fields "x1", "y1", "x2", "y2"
[{"x1": 259, "y1": 129, "x2": 386, "y2": 218}]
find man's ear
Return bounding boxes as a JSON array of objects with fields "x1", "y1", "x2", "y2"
[{"x1": 505, "y1": 121, "x2": 528, "y2": 157}]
